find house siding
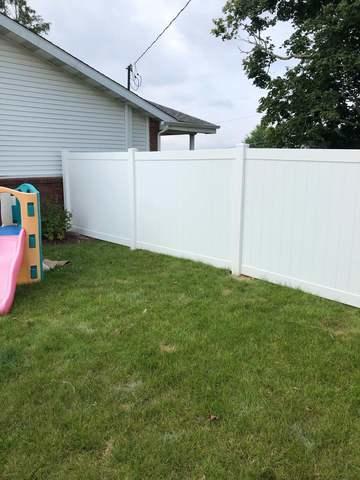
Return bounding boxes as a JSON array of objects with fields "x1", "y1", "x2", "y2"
[
  {"x1": 132, "y1": 109, "x2": 149, "y2": 151},
  {"x1": 0, "y1": 35, "x2": 150, "y2": 178}
]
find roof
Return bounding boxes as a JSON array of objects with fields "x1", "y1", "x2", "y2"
[
  {"x1": 149, "y1": 102, "x2": 220, "y2": 134},
  {"x1": 0, "y1": 13, "x2": 219, "y2": 135}
]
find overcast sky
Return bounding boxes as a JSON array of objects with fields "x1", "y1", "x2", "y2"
[{"x1": 30, "y1": 0, "x2": 264, "y2": 149}]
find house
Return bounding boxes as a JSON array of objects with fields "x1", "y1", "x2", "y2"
[{"x1": 0, "y1": 13, "x2": 219, "y2": 205}]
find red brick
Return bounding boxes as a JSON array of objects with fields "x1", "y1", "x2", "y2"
[
  {"x1": 149, "y1": 118, "x2": 160, "y2": 151},
  {"x1": 0, "y1": 177, "x2": 64, "y2": 207}
]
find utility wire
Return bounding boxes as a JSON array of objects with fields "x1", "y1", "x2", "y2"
[{"x1": 133, "y1": 0, "x2": 193, "y2": 65}]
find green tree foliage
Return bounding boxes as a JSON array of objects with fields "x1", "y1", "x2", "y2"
[
  {"x1": 0, "y1": 0, "x2": 50, "y2": 35},
  {"x1": 245, "y1": 123, "x2": 276, "y2": 148},
  {"x1": 213, "y1": 1, "x2": 360, "y2": 148}
]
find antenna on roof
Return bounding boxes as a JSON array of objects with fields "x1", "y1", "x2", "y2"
[
  {"x1": 126, "y1": 64, "x2": 142, "y2": 92},
  {"x1": 126, "y1": 64, "x2": 132, "y2": 91}
]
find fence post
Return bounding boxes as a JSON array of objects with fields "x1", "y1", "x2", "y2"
[
  {"x1": 231, "y1": 143, "x2": 248, "y2": 276},
  {"x1": 128, "y1": 148, "x2": 138, "y2": 250},
  {"x1": 61, "y1": 149, "x2": 72, "y2": 213}
]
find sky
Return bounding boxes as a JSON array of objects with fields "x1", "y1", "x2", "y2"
[{"x1": 30, "y1": 0, "x2": 265, "y2": 150}]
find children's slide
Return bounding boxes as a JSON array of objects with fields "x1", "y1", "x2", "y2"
[
  {"x1": 0, "y1": 183, "x2": 43, "y2": 315},
  {"x1": 0, "y1": 226, "x2": 26, "y2": 315}
]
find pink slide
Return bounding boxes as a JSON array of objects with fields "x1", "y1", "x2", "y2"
[{"x1": 0, "y1": 226, "x2": 26, "y2": 315}]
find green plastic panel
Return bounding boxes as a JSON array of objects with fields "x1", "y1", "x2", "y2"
[
  {"x1": 30, "y1": 265, "x2": 38, "y2": 279},
  {"x1": 27, "y1": 202, "x2": 35, "y2": 217},
  {"x1": 29, "y1": 234, "x2": 36, "y2": 249}
]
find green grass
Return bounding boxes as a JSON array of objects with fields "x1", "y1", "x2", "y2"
[{"x1": 1, "y1": 241, "x2": 360, "y2": 479}]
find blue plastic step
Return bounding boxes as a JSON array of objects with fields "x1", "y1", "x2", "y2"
[{"x1": 0, "y1": 225, "x2": 22, "y2": 236}]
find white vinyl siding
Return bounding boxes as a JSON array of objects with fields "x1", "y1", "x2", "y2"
[
  {"x1": 0, "y1": 35, "x2": 149, "y2": 177},
  {"x1": 132, "y1": 110, "x2": 149, "y2": 151}
]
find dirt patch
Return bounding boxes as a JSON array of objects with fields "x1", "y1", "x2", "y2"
[
  {"x1": 321, "y1": 316, "x2": 360, "y2": 339},
  {"x1": 114, "y1": 380, "x2": 143, "y2": 393},
  {"x1": 76, "y1": 323, "x2": 96, "y2": 335},
  {"x1": 160, "y1": 344, "x2": 177, "y2": 353},
  {"x1": 330, "y1": 327, "x2": 360, "y2": 338},
  {"x1": 102, "y1": 438, "x2": 114, "y2": 459},
  {"x1": 231, "y1": 274, "x2": 254, "y2": 282},
  {"x1": 43, "y1": 232, "x2": 94, "y2": 245},
  {"x1": 222, "y1": 288, "x2": 233, "y2": 297},
  {"x1": 162, "y1": 432, "x2": 184, "y2": 442},
  {"x1": 177, "y1": 293, "x2": 192, "y2": 306},
  {"x1": 119, "y1": 403, "x2": 132, "y2": 412}
]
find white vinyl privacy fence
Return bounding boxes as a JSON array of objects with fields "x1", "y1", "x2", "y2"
[{"x1": 62, "y1": 147, "x2": 360, "y2": 308}]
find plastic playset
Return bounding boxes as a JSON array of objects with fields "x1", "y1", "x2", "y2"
[{"x1": 0, "y1": 184, "x2": 43, "y2": 315}]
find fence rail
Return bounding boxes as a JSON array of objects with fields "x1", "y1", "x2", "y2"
[{"x1": 62, "y1": 146, "x2": 360, "y2": 308}]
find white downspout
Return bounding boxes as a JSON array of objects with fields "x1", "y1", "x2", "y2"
[{"x1": 157, "y1": 124, "x2": 169, "y2": 151}]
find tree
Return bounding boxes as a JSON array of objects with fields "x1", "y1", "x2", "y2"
[
  {"x1": 213, "y1": 1, "x2": 360, "y2": 148},
  {"x1": 0, "y1": 0, "x2": 50, "y2": 35},
  {"x1": 245, "y1": 124, "x2": 276, "y2": 148}
]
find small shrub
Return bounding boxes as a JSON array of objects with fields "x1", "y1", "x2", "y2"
[{"x1": 42, "y1": 202, "x2": 72, "y2": 241}]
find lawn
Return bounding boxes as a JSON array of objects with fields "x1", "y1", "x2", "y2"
[{"x1": 1, "y1": 241, "x2": 360, "y2": 479}]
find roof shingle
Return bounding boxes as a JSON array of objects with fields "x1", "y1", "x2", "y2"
[{"x1": 148, "y1": 101, "x2": 220, "y2": 130}]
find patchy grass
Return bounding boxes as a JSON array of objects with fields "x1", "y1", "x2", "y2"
[{"x1": 1, "y1": 241, "x2": 360, "y2": 479}]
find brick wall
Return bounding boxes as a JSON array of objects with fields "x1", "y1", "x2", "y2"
[
  {"x1": 149, "y1": 118, "x2": 160, "y2": 151},
  {"x1": 0, "y1": 176, "x2": 64, "y2": 207}
]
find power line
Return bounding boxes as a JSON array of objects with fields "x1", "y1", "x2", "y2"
[{"x1": 133, "y1": 0, "x2": 193, "y2": 66}]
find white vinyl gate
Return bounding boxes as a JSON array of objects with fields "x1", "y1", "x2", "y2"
[{"x1": 62, "y1": 147, "x2": 360, "y2": 308}]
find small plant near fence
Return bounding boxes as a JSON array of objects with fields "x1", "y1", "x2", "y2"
[{"x1": 42, "y1": 202, "x2": 72, "y2": 241}]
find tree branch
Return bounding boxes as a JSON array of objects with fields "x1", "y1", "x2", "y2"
[{"x1": 239, "y1": 30, "x2": 311, "y2": 61}]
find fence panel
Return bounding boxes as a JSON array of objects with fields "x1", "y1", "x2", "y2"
[
  {"x1": 63, "y1": 147, "x2": 360, "y2": 308},
  {"x1": 135, "y1": 150, "x2": 238, "y2": 269},
  {"x1": 242, "y1": 148, "x2": 360, "y2": 307},
  {"x1": 62, "y1": 151, "x2": 131, "y2": 245}
]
